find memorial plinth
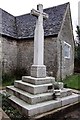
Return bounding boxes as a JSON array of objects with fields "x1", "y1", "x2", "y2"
[{"x1": 31, "y1": 65, "x2": 46, "y2": 78}]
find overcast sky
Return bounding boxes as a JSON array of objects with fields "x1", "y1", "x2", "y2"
[{"x1": 0, "y1": 0, "x2": 79, "y2": 38}]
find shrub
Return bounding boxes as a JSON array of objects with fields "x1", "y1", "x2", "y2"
[
  {"x1": 2, "y1": 67, "x2": 30, "y2": 87},
  {"x1": 2, "y1": 73, "x2": 15, "y2": 86},
  {"x1": 12, "y1": 67, "x2": 30, "y2": 80},
  {"x1": 1, "y1": 93, "x2": 27, "y2": 119}
]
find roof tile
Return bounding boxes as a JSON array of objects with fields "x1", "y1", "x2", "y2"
[{"x1": 0, "y1": 2, "x2": 69, "y2": 39}]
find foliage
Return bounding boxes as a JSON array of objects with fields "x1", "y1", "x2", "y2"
[
  {"x1": 0, "y1": 94, "x2": 2, "y2": 107},
  {"x1": 2, "y1": 73, "x2": 15, "y2": 87},
  {"x1": 2, "y1": 67, "x2": 29, "y2": 87},
  {"x1": 12, "y1": 67, "x2": 29, "y2": 80},
  {"x1": 74, "y1": 45, "x2": 80, "y2": 73},
  {"x1": 76, "y1": 26, "x2": 80, "y2": 44},
  {"x1": 1, "y1": 93, "x2": 27, "y2": 120},
  {"x1": 74, "y1": 26, "x2": 80, "y2": 72},
  {"x1": 75, "y1": 45, "x2": 80, "y2": 60},
  {"x1": 75, "y1": 26, "x2": 80, "y2": 58},
  {"x1": 63, "y1": 74, "x2": 80, "y2": 90}
]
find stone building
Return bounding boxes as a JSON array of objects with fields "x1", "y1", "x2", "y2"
[{"x1": 0, "y1": 2, "x2": 74, "y2": 80}]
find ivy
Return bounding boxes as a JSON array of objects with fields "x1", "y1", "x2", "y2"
[{"x1": 1, "y1": 93, "x2": 28, "y2": 120}]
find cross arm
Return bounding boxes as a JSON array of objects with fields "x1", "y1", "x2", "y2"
[
  {"x1": 31, "y1": 9, "x2": 40, "y2": 17},
  {"x1": 30, "y1": 9, "x2": 49, "y2": 19},
  {"x1": 43, "y1": 12, "x2": 49, "y2": 19}
]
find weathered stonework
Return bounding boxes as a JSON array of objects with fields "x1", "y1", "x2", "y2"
[
  {"x1": 57, "y1": 4, "x2": 74, "y2": 80},
  {"x1": 2, "y1": 36, "x2": 17, "y2": 73},
  {"x1": 0, "y1": 37, "x2": 2, "y2": 82},
  {"x1": 44, "y1": 37, "x2": 58, "y2": 77},
  {"x1": 17, "y1": 37, "x2": 58, "y2": 78},
  {"x1": 1, "y1": 36, "x2": 58, "y2": 78},
  {"x1": 17, "y1": 39, "x2": 34, "y2": 75}
]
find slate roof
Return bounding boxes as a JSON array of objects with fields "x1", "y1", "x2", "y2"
[
  {"x1": 0, "y1": 8, "x2": 17, "y2": 38},
  {"x1": 0, "y1": 2, "x2": 69, "y2": 39}
]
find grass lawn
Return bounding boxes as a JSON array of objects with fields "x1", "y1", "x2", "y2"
[{"x1": 63, "y1": 73, "x2": 80, "y2": 90}]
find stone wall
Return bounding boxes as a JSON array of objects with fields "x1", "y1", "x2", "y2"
[
  {"x1": 2, "y1": 36, "x2": 17, "y2": 74},
  {"x1": 57, "y1": 5, "x2": 74, "y2": 80},
  {"x1": 44, "y1": 37, "x2": 58, "y2": 77},
  {"x1": 17, "y1": 39, "x2": 34, "y2": 75},
  {"x1": 0, "y1": 37, "x2": 2, "y2": 81},
  {"x1": 17, "y1": 37, "x2": 58, "y2": 77},
  {"x1": 1, "y1": 36, "x2": 58, "y2": 78}
]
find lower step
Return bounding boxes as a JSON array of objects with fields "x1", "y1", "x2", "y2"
[
  {"x1": 14, "y1": 80, "x2": 53, "y2": 94},
  {"x1": 54, "y1": 88, "x2": 72, "y2": 98},
  {"x1": 9, "y1": 95, "x2": 61, "y2": 117},
  {"x1": 9, "y1": 94, "x2": 80, "y2": 117},
  {"x1": 6, "y1": 86, "x2": 53, "y2": 104}
]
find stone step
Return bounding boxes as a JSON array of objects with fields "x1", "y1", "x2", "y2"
[
  {"x1": 22, "y1": 76, "x2": 55, "y2": 85},
  {"x1": 9, "y1": 93, "x2": 80, "y2": 117},
  {"x1": 54, "y1": 88, "x2": 72, "y2": 98},
  {"x1": 14, "y1": 80, "x2": 53, "y2": 94},
  {"x1": 6, "y1": 86, "x2": 53, "y2": 104},
  {"x1": 9, "y1": 95, "x2": 61, "y2": 117},
  {"x1": 61, "y1": 93, "x2": 80, "y2": 106}
]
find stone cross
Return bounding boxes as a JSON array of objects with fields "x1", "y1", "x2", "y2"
[{"x1": 31, "y1": 4, "x2": 48, "y2": 78}]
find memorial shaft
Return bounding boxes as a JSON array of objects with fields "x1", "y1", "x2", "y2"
[{"x1": 31, "y1": 4, "x2": 48, "y2": 78}]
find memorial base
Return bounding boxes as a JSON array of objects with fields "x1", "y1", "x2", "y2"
[
  {"x1": 31, "y1": 65, "x2": 46, "y2": 78},
  {"x1": 6, "y1": 75, "x2": 80, "y2": 117}
]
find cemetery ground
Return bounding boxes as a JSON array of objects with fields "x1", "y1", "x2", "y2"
[{"x1": 0, "y1": 73, "x2": 80, "y2": 119}]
